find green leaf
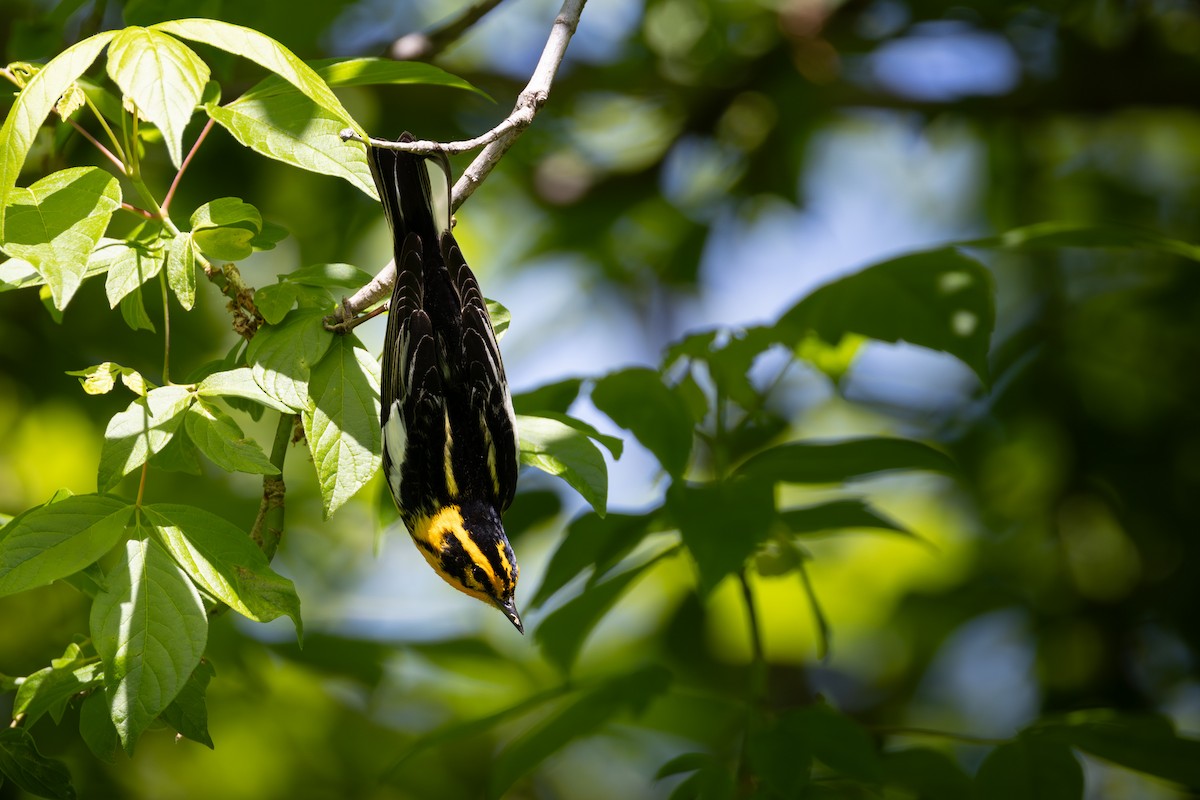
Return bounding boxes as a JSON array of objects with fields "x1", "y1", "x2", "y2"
[
  {"x1": 531, "y1": 512, "x2": 660, "y2": 607},
  {"x1": 0, "y1": 30, "x2": 118, "y2": 237},
  {"x1": 591, "y1": 367, "x2": 693, "y2": 476},
  {"x1": 0, "y1": 256, "x2": 41, "y2": 291},
  {"x1": 516, "y1": 414, "x2": 609, "y2": 516},
  {"x1": 14, "y1": 661, "x2": 102, "y2": 726},
  {"x1": 118, "y1": 285, "x2": 156, "y2": 332},
  {"x1": 97, "y1": 240, "x2": 164, "y2": 308},
  {"x1": 97, "y1": 385, "x2": 194, "y2": 491},
  {"x1": 302, "y1": 334, "x2": 381, "y2": 518},
  {"x1": 0, "y1": 167, "x2": 122, "y2": 309},
  {"x1": 775, "y1": 248, "x2": 994, "y2": 385},
  {"x1": 486, "y1": 298, "x2": 510, "y2": 341},
  {"x1": 748, "y1": 716, "x2": 812, "y2": 796},
  {"x1": 656, "y1": 753, "x2": 712, "y2": 780},
  {"x1": 105, "y1": 27, "x2": 210, "y2": 168},
  {"x1": 965, "y1": 221, "x2": 1200, "y2": 261},
  {"x1": 206, "y1": 95, "x2": 376, "y2": 198},
  {"x1": 735, "y1": 437, "x2": 957, "y2": 484},
  {"x1": 779, "y1": 499, "x2": 916, "y2": 538},
  {"x1": 196, "y1": 367, "x2": 293, "y2": 414},
  {"x1": 667, "y1": 479, "x2": 775, "y2": 594},
  {"x1": 976, "y1": 736, "x2": 1082, "y2": 800},
  {"x1": 151, "y1": 19, "x2": 362, "y2": 135},
  {"x1": 79, "y1": 691, "x2": 118, "y2": 763},
  {"x1": 785, "y1": 705, "x2": 882, "y2": 783},
  {"x1": 1034, "y1": 711, "x2": 1200, "y2": 789},
  {"x1": 0, "y1": 494, "x2": 132, "y2": 597},
  {"x1": 160, "y1": 659, "x2": 215, "y2": 749},
  {"x1": 165, "y1": 232, "x2": 196, "y2": 310},
  {"x1": 254, "y1": 281, "x2": 301, "y2": 325},
  {"x1": 148, "y1": 426, "x2": 203, "y2": 475},
  {"x1": 240, "y1": 57, "x2": 488, "y2": 102},
  {"x1": 882, "y1": 748, "x2": 974, "y2": 800},
  {"x1": 489, "y1": 666, "x2": 671, "y2": 799},
  {"x1": 190, "y1": 196, "x2": 262, "y2": 231},
  {"x1": 0, "y1": 727, "x2": 76, "y2": 800},
  {"x1": 664, "y1": 327, "x2": 778, "y2": 407},
  {"x1": 184, "y1": 399, "x2": 279, "y2": 475},
  {"x1": 65, "y1": 361, "x2": 147, "y2": 395},
  {"x1": 535, "y1": 552, "x2": 669, "y2": 672},
  {"x1": 143, "y1": 504, "x2": 302, "y2": 637},
  {"x1": 246, "y1": 309, "x2": 335, "y2": 411},
  {"x1": 190, "y1": 197, "x2": 262, "y2": 261},
  {"x1": 90, "y1": 536, "x2": 208, "y2": 754},
  {"x1": 520, "y1": 411, "x2": 622, "y2": 459},
  {"x1": 512, "y1": 378, "x2": 584, "y2": 415},
  {"x1": 283, "y1": 262, "x2": 373, "y2": 290}
]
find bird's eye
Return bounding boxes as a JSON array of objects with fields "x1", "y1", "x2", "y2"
[{"x1": 471, "y1": 565, "x2": 487, "y2": 585}]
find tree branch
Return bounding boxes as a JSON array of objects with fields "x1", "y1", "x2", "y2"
[
  {"x1": 389, "y1": 0, "x2": 508, "y2": 61},
  {"x1": 330, "y1": 0, "x2": 587, "y2": 327}
]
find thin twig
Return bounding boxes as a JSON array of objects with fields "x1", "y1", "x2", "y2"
[
  {"x1": 162, "y1": 118, "x2": 214, "y2": 215},
  {"x1": 330, "y1": 0, "x2": 587, "y2": 327},
  {"x1": 389, "y1": 0, "x2": 508, "y2": 61},
  {"x1": 120, "y1": 202, "x2": 155, "y2": 220},
  {"x1": 67, "y1": 119, "x2": 125, "y2": 171},
  {"x1": 251, "y1": 414, "x2": 294, "y2": 561},
  {"x1": 872, "y1": 726, "x2": 1008, "y2": 746}
]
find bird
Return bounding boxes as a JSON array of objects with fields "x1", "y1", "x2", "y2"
[{"x1": 367, "y1": 134, "x2": 523, "y2": 633}]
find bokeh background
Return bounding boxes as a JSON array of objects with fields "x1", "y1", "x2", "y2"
[{"x1": 1, "y1": 0, "x2": 1199, "y2": 797}]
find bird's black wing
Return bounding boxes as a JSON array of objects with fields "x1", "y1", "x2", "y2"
[
  {"x1": 369, "y1": 142, "x2": 449, "y2": 518},
  {"x1": 443, "y1": 236, "x2": 520, "y2": 511}
]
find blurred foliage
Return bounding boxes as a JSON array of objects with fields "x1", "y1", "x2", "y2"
[{"x1": 2, "y1": 0, "x2": 1200, "y2": 798}]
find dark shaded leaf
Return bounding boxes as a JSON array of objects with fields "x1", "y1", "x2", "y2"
[
  {"x1": 883, "y1": 748, "x2": 975, "y2": 800},
  {"x1": 79, "y1": 691, "x2": 117, "y2": 763},
  {"x1": 512, "y1": 378, "x2": 584, "y2": 415},
  {"x1": 786, "y1": 705, "x2": 882, "y2": 783},
  {"x1": 964, "y1": 221, "x2": 1200, "y2": 261},
  {"x1": 775, "y1": 249, "x2": 994, "y2": 385},
  {"x1": 0, "y1": 727, "x2": 76, "y2": 799},
  {"x1": 1034, "y1": 711, "x2": 1200, "y2": 789},
  {"x1": 531, "y1": 511, "x2": 661, "y2": 608},
  {"x1": 592, "y1": 367, "x2": 693, "y2": 476},
  {"x1": 976, "y1": 736, "x2": 1082, "y2": 800},
  {"x1": 489, "y1": 666, "x2": 672, "y2": 798},
  {"x1": 736, "y1": 438, "x2": 957, "y2": 484},
  {"x1": 667, "y1": 479, "x2": 774, "y2": 594},
  {"x1": 160, "y1": 659, "x2": 215, "y2": 749},
  {"x1": 779, "y1": 499, "x2": 916, "y2": 539}
]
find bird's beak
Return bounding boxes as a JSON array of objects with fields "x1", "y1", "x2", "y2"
[{"x1": 500, "y1": 597, "x2": 524, "y2": 634}]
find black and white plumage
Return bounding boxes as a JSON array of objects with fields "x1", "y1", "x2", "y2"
[{"x1": 368, "y1": 134, "x2": 522, "y2": 632}]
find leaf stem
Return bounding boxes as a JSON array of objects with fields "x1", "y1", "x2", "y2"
[
  {"x1": 81, "y1": 92, "x2": 127, "y2": 166},
  {"x1": 120, "y1": 202, "x2": 155, "y2": 220},
  {"x1": 738, "y1": 568, "x2": 766, "y2": 700},
  {"x1": 159, "y1": 271, "x2": 171, "y2": 383},
  {"x1": 162, "y1": 118, "x2": 213, "y2": 215},
  {"x1": 795, "y1": 555, "x2": 831, "y2": 661},
  {"x1": 66, "y1": 118, "x2": 125, "y2": 171},
  {"x1": 135, "y1": 462, "x2": 149, "y2": 508}
]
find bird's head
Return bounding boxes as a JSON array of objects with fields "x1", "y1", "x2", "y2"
[{"x1": 410, "y1": 502, "x2": 522, "y2": 633}]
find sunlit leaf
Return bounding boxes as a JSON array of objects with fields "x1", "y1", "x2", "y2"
[
  {"x1": 0, "y1": 167, "x2": 121, "y2": 309},
  {"x1": 97, "y1": 385, "x2": 194, "y2": 491},
  {"x1": 0, "y1": 30, "x2": 117, "y2": 236},
  {"x1": 65, "y1": 362, "x2": 147, "y2": 396},
  {"x1": 516, "y1": 414, "x2": 608, "y2": 516},
  {"x1": 303, "y1": 334, "x2": 381, "y2": 518},
  {"x1": 184, "y1": 399, "x2": 279, "y2": 474},
  {"x1": 90, "y1": 536, "x2": 207, "y2": 754},
  {"x1": 143, "y1": 504, "x2": 302, "y2": 638},
  {"x1": 283, "y1": 263, "x2": 373, "y2": 290},
  {"x1": 96, "y1": 240, "x2": 164, "y2": 308},
  {"x1": 254, "y1": 282, "x2": 301, "y2": 325},
  {"x1": 190, "y1": 197, "x2": 262, "y2": 261},
  {"x1": 196, "y1": 367, "x2": 293, "y2": 414},
  {"x1": 0, "y1": 494, "x2": 132, "y2": 597},
  {"x1": 14, "y1": 661, "x2": 101, "y2": 727},
  {"x1": 486, "y1": 298, "x2": 510, "y2": 341},
  {"x1": 246, "y1": 309, "x2": 334, "y2": 411},
  {"x1": 239, "y1": 57, "x2": 487, "y2": 102},
  {"x1": 105, "y1": 27, "x2": 210, "y2": 167},
  {"x1": 165, "y1": 232, "x2": 196, "y2": 309}
]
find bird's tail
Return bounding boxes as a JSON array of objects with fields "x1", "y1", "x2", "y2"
[{"x1": 366, "y1": 133, "x2": 444, "y2": 261}]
